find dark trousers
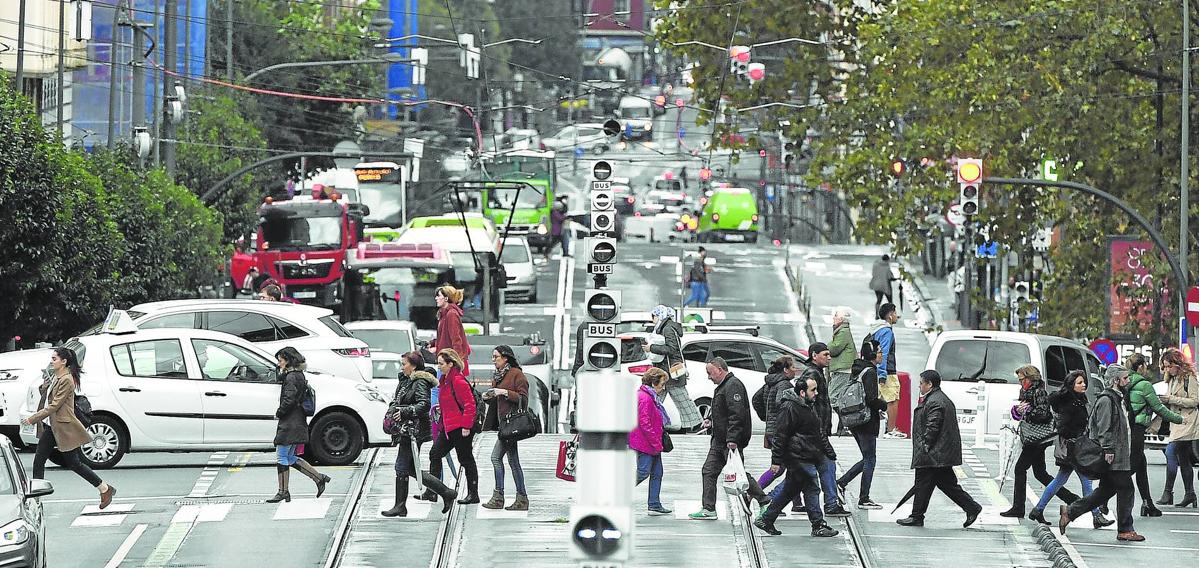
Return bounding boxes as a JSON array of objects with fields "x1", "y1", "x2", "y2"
[
  {"x1": 394, "y1": 437, "x2": 422, "y2": 478},
  {"x1": 873, "y1": 290, "x2": 892, "y2": 312},
  {"x1": 1130, "y1": 424, "x2": 1152, "y2": 502},
  {"x1": 910, "y1": 466, "x2": 980, "y2": 519},
  {"x1": 428, "y1": 428, "x2": 478, "y2": 494},
  {"x1": 33, "y1": 429, "x2": 102, "y2": 487},
  {"x1": 701, "y1": 444, "x2": 767, "y2": 511},
  {"x1": 1067, "y1": 470, "x2": 1135, "y2": 533},
  {"x1": 762, "y1": 462, "x2": 823, "y2": 526},
  {"x1": 1011, "y1": 441, "x2": 1079, "y2": 510}
]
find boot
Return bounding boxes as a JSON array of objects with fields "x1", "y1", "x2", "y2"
[
  {"x1": 417, "y1": 488, "x2": 439, "y2": 502},
  {"x1": 1027, "y1": 508, "x2": 1050, "y2": 526},
  {"x1": 1141, "y1": 502, "x2": 1163, "y2": 517},
  {"x1": 266, "y1": 465, "x2": 291, "y2": 503},
  {"x1": 291, "y1": 458, "x2": 331, "y2": 498},
  {"x1": 457, "y1": 477, "x2": 480, "y2": 505},
  {"x1": 381, "y1": 477, "x2": 409, "y2": 517},
  {"x1": 422, "y1": 473, "x2": 458, "y2": 514},
  {"x1": 1177, "y1": 491, "x2": 1198, "y2": 508},
  {"x1": 1157, "y1": 489, "x2": 1174, "y2": 505},
  {"x1": 505, "y1": 494, "x2": 529, "y2": 511},
  {"x1": 482, "y1": 490, "x2": 505, "y2": 510}
]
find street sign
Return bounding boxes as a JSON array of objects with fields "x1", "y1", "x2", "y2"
[
  {"x1": 945, "y1": 203, "x2": 965, "y2": 227},
  {"x1": 1089, "y1": 338, "x2": 1119, "y2": 365},
  {"x1": 677, "y1": 127, "x2": 685, "y2": 139},
  {"x1": 591, "y1": 190, "x2": 614, "y2": 211},
  {"x1": 1041, "y1": 158, "x2": 1058, "y2": 181},
  {"x1": 590, "y1": 180, "x2": 612, "y2": 191},
  {"x1": 584, "y1": 290, "x2": 621, "y2": 322},
  {"x1": 574, "y1": 147, "x2": 585, "y2": 157},
  {"x1": 588, "y1": 263, "x2": 615, "y2": 275},
  {"x1": 975, "y1": 242, "x2": 999, "y2": 258},
  {"x1": 1187, "y1": 286, "x2": 1199, "y2": 326},
  {"x1": 592, "y1": 161, "x2": 612, "y2": 180},
  {"x1": 587, "y1": 323, "x2": 616, "y2": 337}
]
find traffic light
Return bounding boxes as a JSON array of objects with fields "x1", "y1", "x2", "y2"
[
  {"x1": 889, "y1": 158, "x2": 906, "y2": 177},
  {"x1": 728, "y1": 45, "x2": 750, "y2": 76},
  {"x1": 1012, "y1": 281, "x2": 1031, "y2": 303},
  {"x1": 699, "y1": 167, "x2": 712, "y2": 181},
  {"x1": 957, "y1": 158, "x2": 983, "y2": 216},
  {"x1": 570, "y1": 504, "x2": 633, "y2": 564},
  {"x1": 586, "y1": 237, "x2": 617, "y2": 274}
]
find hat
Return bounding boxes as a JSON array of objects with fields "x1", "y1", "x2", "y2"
[
  {"x1": 1103, "y1": 364, "x2": 1129, "y2": 388},
  {"x1": 808, "y1": 342, "x2": 829, "y2": 355}
]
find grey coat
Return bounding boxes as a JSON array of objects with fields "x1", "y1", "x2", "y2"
[
  {"x1": 648, "y1": 320, "x2": 685, "y2": 382},
  {"x1": 1089, "y1": 388, "x2": 1132, "y2": 471},
  {"x1": 911, "y1": 387, "x2": 963, "y2": 469},
  {"x1": 274, "y1": 370, "x2": 309, "y2": 446}
]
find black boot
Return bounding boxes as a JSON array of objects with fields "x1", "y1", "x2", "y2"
[
  {"x1": 266, "y1": 465, "x2": 291, "y2": 503},
  {"x1": 291, "y1": 458, "x2": 331, "y2": 498},
  {"x1": 1158, "y1": 489, "x2": 1174, "y2": 505},
  {"x1": 457, "y1": 476, "x2": 480, "y2": 505},
  {"x1": 422, "y1": 473, "x2": 458, "y2": 514},
  {"x1": 382, "y1": 477, "x2": 409, "y2": 517}
]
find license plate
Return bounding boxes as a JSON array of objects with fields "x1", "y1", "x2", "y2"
[
  {"x1": 293, "y1": 291, "x2": 317, "y2": 299},
  {"x1": 957, "y1": 414, "x2": 975, "y2": 425},
  {"x1": 20, "y1": 423, "x2": 33, "y2": 436},
  {"x1": 725, "y1": 234, "x2": 745, "y2": 242}
]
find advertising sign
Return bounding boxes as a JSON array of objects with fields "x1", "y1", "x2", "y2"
[{"x1": 1107, "y1": 237, "x2": 1172, "y2": 337}]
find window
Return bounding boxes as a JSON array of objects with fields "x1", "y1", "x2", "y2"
[
  {"x1": 138, "y1": 312, "x2": 199, "y2": 330},
  {"x1": 319, "y1": 315, "x2": 353, "y2": 338},
  {"x1": 708, "y1": 342, "x2": 756, "y2": 371},
  {"x1": 755, "y1": 345, "x2": 794, "y2": 373},
  {"x1": 1044, "y1": 346, "x2": 1087, "y2": 388},
  {"x1": 500, "y1": 241, "x2": 531, "y2": 264},
  {"x1": 350, "y1": 329, "x2": 414, "y2": 356},
  {"x1": 613, "y1": 0, "x2": 630, "y2": 21},
  {"x1": 267, "y1": 316, "x2": 309, "y2": 340},
  {"x1": 682, "y1": 342, "x2": 709, "y2": 362},
  {"x1": 934, "y1": 340, "x2": 1032, "y2": 383},
  {"x1": 110, "y1": 340, "x2": 186, "y2": 378},
  {"x1": 191, "y1": 339, "x2": 276, "y2": 383},
  {"x1": 207, "y1": 311, "x2": 279, "y2": 343}
]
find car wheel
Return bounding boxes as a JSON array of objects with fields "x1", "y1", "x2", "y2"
[
  {"x1": 79, "y1": 415, "x2": 128, "y2": 470},
  {"x1": 309, "y1": 411, "x2": 364, "y2": 466},
  {"x1": 690, "y1": 397, "x2": 713, "y2": 434}
]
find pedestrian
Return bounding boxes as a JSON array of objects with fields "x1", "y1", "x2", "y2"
[
  {"x1": 1027, "y1": 371, "x2": 1113, "y2": 527},
  {"x1": 630, "y1": 367, "x2": 673, "y2": 515},
  {"x1": 482, "y1": 345, "x2": 530, "y2": 511},
  {"x1": 1058, "y1": 365, "x2": 1144, "y2": 541},
  {"x1": 1157, "y1": 347, "x2": 1199, "y2": 508},
  {"x1": 427, "y1": 349, "x2": 481, "y2": 505},
  {"x1": 752, "y1": 376, "x2": 840, "y2": 538},
  {"x1": 382, "y1": 353, "x2": 457, "y2": 517},
  {"x1": 432, "y1": 285, "x2": 472, "y2": 374},
  {"x1": 897, "y1": 370, "x2": 983, "y2": 528},
  {"x1": 689, "y1": 358, "x2": 771, "y2": 519},
  {"x1": 1000, "y1": 365, "x2": 1080, "y2": 518},
  {"x1": 251, "y1": 268, "x2": 272, "y2": 292},
  {"x1": 756, "y1": 356, "x2": 803, "y2": 514},
  {"x1": 683, "y1": 247, "x2": 710, "y2": 307},
  {"x1": 836, "y1": 339, "x2": 889, "y2": 509},
  {"x1": 267, "y1": 347, "x2": 329, "y2": 503},
  {"x1": 798, "y1": 342, "x2": 850, "y2": 517},
  {"x1": 643, "y1": 305, "x2": 701, "y2": 430},
  {"x1": 868, "y1": 303, "x2": 906, "y2": 438},
  {"x1": 258, "y1": 284, "x2": 282, "y2": 302},
  {"x1": 242, "y1": 267, "x2": 259, "y2": 293},
  {"x1": 22, "y1": 348, "x2": 116, "y2": 508},
  {"x1": 1126, "y1": 353, "x2": 1181, "y2": 516},
  {"x1": 549, "y1": 200, "x2": 570, "y2": 258},
  {"x1": 826, "y1": 308, "x2": 856, "y2": 435},
  {"x1": 869, "y1": 254, "x2": 897, "y2": 314}
]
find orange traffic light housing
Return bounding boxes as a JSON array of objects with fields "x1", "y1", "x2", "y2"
[{"x1": 889, "y1": 159, "x2": 906, "y2": 177}]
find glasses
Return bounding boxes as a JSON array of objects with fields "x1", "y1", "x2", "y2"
[{"x1": 492, "y1": 355, "x2": 502, "y2": 360}]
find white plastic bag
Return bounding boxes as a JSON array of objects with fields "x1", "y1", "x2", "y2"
[{"x1": 721, "y1": 448, "x2": 748, "y2": 495}]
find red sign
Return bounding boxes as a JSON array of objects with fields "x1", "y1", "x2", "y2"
[
  {"x1": 1108, "y1": 238, "x2": 1172, "y2": 336},
  {"x1": 1188, "y1": 286, "x2": 1199, "y2": 326},
  {"x1": 1089, "y1": 338, "x2": 1119, "y2": 365}
]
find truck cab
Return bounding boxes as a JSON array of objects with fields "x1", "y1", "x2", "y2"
[
  {"x1": 250, "y1": 195, "x2": 366, "y2": 308},
  {"x1": 479, "y1": 150, "x2": 556, "y2": 254}
]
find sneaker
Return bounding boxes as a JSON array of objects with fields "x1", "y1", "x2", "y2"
[
  {"x1": 688, "y1": 509, "x2": 719, "y2": 520},
  {"x1": 825, "y1": 505, "x2": 851, "y2": 517},
  {"x1": 647, "y1": 505, "x2": 673, "y2": 516},
  {"x1": 857, "y1": 498, "x2": 883, "y2": 510},
  {"x1": 811, "y1": 522, "x2": 840, "y2": 537},
  {"x1": 886, "y1": 430, "x2": 909, "y2": 439},
  {"x1": 753, "y1": 518, "x2": 782, "y2": 536}
]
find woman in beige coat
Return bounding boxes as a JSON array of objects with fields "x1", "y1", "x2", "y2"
[
  {"x1": 1158, "y1": 348, "x2": 1199, "y2": 508},
  {"x1": 20, "y1": 347, "x2": 116, "y2": 508}
]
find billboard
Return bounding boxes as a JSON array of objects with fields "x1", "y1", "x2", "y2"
[{"x1": 1107, "y1": 237, "x2": 1172, "y2": 337}]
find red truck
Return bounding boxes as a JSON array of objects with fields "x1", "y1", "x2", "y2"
[{"x1": 230, "y1": 195, "x2": 367, "y2": 308}]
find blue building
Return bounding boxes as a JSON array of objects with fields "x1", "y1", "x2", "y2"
[{"x1": 383, "y1": 0, "x2": 425, "y2": 119}]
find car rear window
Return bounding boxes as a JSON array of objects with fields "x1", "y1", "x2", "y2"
[
  {"x1": 934, "y1": 339, "x2": 1032, "y2": 383},
  {"x1": 319, "y1": 316, "x2": 353, "y2": 338}
]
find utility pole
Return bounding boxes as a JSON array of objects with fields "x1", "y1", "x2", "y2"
[
  {"x1": 15, "y1": 0, "x2": 27, "y2": 87},
  {"x1": 132, "y1": 21, "x2": 146, "y2": 132},
  {"x1": 107, "y1": 1, "x2": 126, "y2": 149},
  {"x1": 164, "y1": 0, "x2": 178, "y2": 179},
  {"x1": 226, "y1": 0, "x2": 234, "y2": 80},
  {"x1": 1182, "y1": 0, "x2": 1191, "y2": 307},
  {"x1": 56, "y1": 0, "x2": 67, "y2": 141}
]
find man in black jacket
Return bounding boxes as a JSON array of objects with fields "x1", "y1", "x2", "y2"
[
  {"x1": 753, "y1": 376, "x2": 840, "y2": 537},
  {"x1": 796, "y1": 342, "x2": 850, "y2": 517},
  {"x1": 897, "y1": 370, "x2": 982, "y2": 528},
  {"x1": 689, "y1": 358, "x2": 770, "y2": 519}
]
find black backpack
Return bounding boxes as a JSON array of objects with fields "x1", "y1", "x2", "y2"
[
  {"x1": 301, "y1": 384, "x2": 317, "y2": 417},
  {"x1": 449, "y1": 376, "x2": 486, "y2": 434},
  {"x1": 752, "y1": 385, "x2": 768, "y2": 421}
]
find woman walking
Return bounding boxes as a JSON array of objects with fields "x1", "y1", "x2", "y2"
[
  {"x1": 1126, "y1": 353, "x2": 1181, "y2": 516},
  {"x1": 1000, "y1": 365, "x2": 1079, "y2": 518},
  {"x1": 267, "y1": 347, "x2": 329, "y2": 503},
  {"x1": 383, "y1": 352, "x2": 458, "y2": 517},
  {"x1": 482, "y1": 345, "x2": 531, "y2": 511},
  {"x1": 22, "y1": 348, "x2": 115, "y2": 508},
  {"x1": 1027, "y1": 371, "x2": 1112, "y2": 527},
  {"x1": 630, "y1": 368, "x2": 672, "y2": 515},
  {"x1": 433, "y1": 285, "x2": 472, "y2": 374},
  {"x1": 836, "y1": 339, "x2": 889, "y2": 509},
  {"x1": 756, "y1": 356, "x2": 800, "y2": 509},
  {"x1": 1158, "y1": 348, "x2": 1199, "y2": 508},
  {"x1": 428, "y1": 349, "x2": 481, "y2": 505},
  {"x1": 643, "y1": 305, "x2": 700, "y2": 430}
]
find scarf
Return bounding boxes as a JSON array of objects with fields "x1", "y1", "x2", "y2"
[
  {"x1": 492, "y1": 364, "x2": 510, "y2": 387},
  {"x1": 642, "y1": 384, "x2": 670, "y2": 426},
  {"x1": 651, "y1": 305, "x2": 676, "y2": 335}
]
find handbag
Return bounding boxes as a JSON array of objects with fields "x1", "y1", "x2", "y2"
[
  {"x1": 1067, "y1": 435, "x2": 1110, "y2": 479},
  {"x1": 669, "y1": 361, "x2": 689, "y2": 382},
  {"x1": 556, "y1": 434, "x2": 580, "y2": 482},
  {"x1": 660, "y1": 430, "x2": 673, "y2": 453},
  {"x1": 1018, "y1": 420, "x2": 1056, "y2": 445},
  {"x1": 74, "y1": 393, "x2": 93, "y2": 427},
  {"x1": 498, "y1": 398, "x2": 541, "y2": 442}
]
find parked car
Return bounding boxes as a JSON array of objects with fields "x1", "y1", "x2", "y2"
[
  {"x1": 20, "y1": 322, "x2": 389, "y2": 469},
  {"x1": 542, "y1": 123, "x2": 610, "y2": 154},
  {"x1": 0, "y1": 349, "x2": 53, "y2": 447},
  {"x1": 499, "y1": 237, "x2": 538, "y2": 303},
  {"x1": 0, "y1": 436, "x2": 51, "y2": 568},
  {"x1": 345, "y1": 320, "x2": 421, "y2": 397},
  {"x1": 505, "y1": 128, "x2": 543, "y2": 151}
]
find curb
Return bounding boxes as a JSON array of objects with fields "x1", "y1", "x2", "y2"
[
  {"x1": 784, "y1": 249, "x2": 818, "y2": 346},
  {"x1": 898, "y1": 260, "x2": 942, "y2": 344}
]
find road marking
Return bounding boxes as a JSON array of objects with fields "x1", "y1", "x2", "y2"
[
  {"x1": 72, "y1": 503, "x2": 136, "y2": 527},
  {"x1": 375, "y1": 498, "x2": 431, "y2": 519},
  {"x1": 103, "y1": 523, "x2": 147, "y2": 568},
  {"x1": 273, "y1": 497, "x2": 333, "y2": 520},
  {"x1": 552, "y1": 255, "x2": 570, "y2": 370},
  {"x1": 558, "y1": 255, "x2": 576, "y2": 370},
  {"x1": 1073, "y1": 542, "x2": 1199, "y2": 552},
  {"x1": 1023, "y1": 485, "x2": 1092, "y2": 567},
  {"x1": 171, "y1": 503, "x2": 232, "y2": 524},
  {"x1": 142, "y1": 520, "x2": 194, "y2": 567},
  {"x1": 475, "y1": 506, "x2": 529, "y2": 519},
  {"x1": 660, "y1": 255, "x2": 679, "y2": 264},
  {"x1": 188, "y1": 452, "x2": 229, "y2": 497},
  {"x1": 227, "y1": 452, "x2": 252, "y2": 473}
]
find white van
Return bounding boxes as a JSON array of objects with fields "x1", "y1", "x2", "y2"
[
  {"x1": 924, "y1": 330, "x2": 1104, "y2": 434},
  {"x1": 617, "y1": 96, "x2": 654, "y2": 140}
]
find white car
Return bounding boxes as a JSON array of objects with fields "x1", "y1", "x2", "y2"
[
  {"x1": 114, "y1": 300, "x2": 373, "y2": 383},
  {"x1": 18, "y1": 326, "x2": 389, "y2": 469},
  {"x1": 542, "y1": 123, "x2": 610, "y2": 154},
  {"x1": 505, "y1": 128, "x2": 543, "y2": 151},
  {"x1": 499, "y1": 237, "x2": 537, "y2": 303},
  {"x1": 0, "y1": 348, "x2": 53, "y2": 447},
  {"x1": 345, "y1": 320, "x2": 420, "y2": 395}
]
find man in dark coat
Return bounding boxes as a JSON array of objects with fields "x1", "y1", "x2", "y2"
[
  {"x1": 797, "y1": 342, "x2": 849, "y2": 516},
  {"x1": 689, "y1": 358, "x2": 769, "y2": 519},
  {"x1": 897, "y1": 370, "x2": 982, "y2": 528}
]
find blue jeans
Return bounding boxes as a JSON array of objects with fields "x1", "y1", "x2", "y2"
[
  {"x1": 1166, "y1": 441, "x2": 1196, "y2": 494},
  {"x1": 491, "y1": 438, "x2": 527, "y2": 495},
  {"x1": 839, "y1": 430, "x2": 877, "y2": 499},
  {"x1": 1035, "y1": 465, "x2": 1097, "y2": 513},
  {"x1": 683, "y1": 281, "x2": 709, "y2": 307},
  {"x1": 636, "y1": 451, "x2": 664, "y2": 508},
  {"x1": 762, "y1": 462, "x2": 824, "y2": 526},
  {"x1": 817, "y1": 454, "x2": 839, "y2": 510},
  {"x1": 276, "y1": 444, "x2": 300, "y2": 466}
]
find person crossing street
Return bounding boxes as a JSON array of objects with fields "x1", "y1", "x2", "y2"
[
  {"x1": 826, "y1": 308, "x2": 856, "y2": 436},
  {"x1": 689, "y1": 358, "x2": 770, "y2": 519},
  {"x1": 868, "y1": 303, "x2": 905, "y2": 438},
  {"x1": 798, "y1": 343, "x2": 849, "y2": 517}
]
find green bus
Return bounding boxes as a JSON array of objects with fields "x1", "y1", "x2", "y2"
[{"x1": 480, "y1": 150, "x2": 557, "y2": 254}]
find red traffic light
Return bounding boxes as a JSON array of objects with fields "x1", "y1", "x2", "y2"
[
  {"x1": 699, "y1": 167, "x2": 712, "y2": 181},
  {"x1": 889, "y1": 159, "x2": 906, "y2": 177},
  {"x1": 654, "y1": 95, "x2": 666, "y2": 107},
  {"x1": 758, "y1": 149, "x2": 767, "y2": 157}
]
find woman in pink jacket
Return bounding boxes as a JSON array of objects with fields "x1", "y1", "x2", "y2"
[
  {"x1": 630, "y1": 368, "x2": 671, "y2": 515},
  {"x1": 428, "y1": 349, "x2": 480, "y2": 505}
]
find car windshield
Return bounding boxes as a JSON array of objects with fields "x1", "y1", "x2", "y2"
[
  {"x1": 500, "y1": 242, "x2": 531, "y2": 263},
  {"x1": 261, "y1": 215, "x2": 341, "y2": 251},
  {"x1": 347, "y1": 266, "x2": 453, "y2": 325},
  {"x1": 358, "y1": 181, "x2": 404, "y2": 226},
  {"x1": 488, "y1": 187, "x2": 545, "y2": 210},
  {"x1": 351, "y1": 328, "x2": 414, "y2": 355},
  {"x1": 935, "y1": 340, "x2": 1032, "y2": 383},
  {"x1": 623, "y1": 106, "x2": 652, "y2": 119}
]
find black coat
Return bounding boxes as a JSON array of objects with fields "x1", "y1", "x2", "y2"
[
  {"x1": 1049, "y1": 388, "x2": 1090, "y2": 467},
  {"x1": 274, "y1": 370, "x2": 309, "y2": 446},
  {"x1": 799, "y1": 363, "x2": 833, "y2": 435},
  {"x1": 911, "y1": 387, "x2": 962, "y2": 468},
  {"x1": 770, "y1": 389, "x2": 836, "y2": 467},
  {"x1": 391, "y1": 372, "x2": 436, "y2": 444},
  {"x1": 848, "y1": 358, "x2": 888, "y2": 437},
  {"x1": 762, "y1": 372, "x2": 794, "y2": 437},
  {"x1": 710, "y1": 373, "x2": 752, "y2": 449}
]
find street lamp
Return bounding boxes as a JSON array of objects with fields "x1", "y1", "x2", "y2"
[{"x1": 243, "y1": 55, "x2": 416, "y2": 83}]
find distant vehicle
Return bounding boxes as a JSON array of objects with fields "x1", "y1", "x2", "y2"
[
  {"x1": 583, "y1": 47, "x2": 632, "y2": 115},
  {"x1": 612, "y1": 184, "x2": 636, "y2": 216},
  {"x1": 341, "y1": 242, "x2": 458, "y2": 329},
  {"x1": 0, "y1": 436, "x2": 51, "y2": 567},
  {"x1": 654, "y1": 177, "x2": 683, "y2": 193},
  {"x1": 616, "y1": 96, "x2": 653, "y2": 141},
  {"x1": 392, "y1": 216, "x2": 505, "y2": 327},
  {"x1": 0, "y1": 348, "x2": 53, "y2": 447},
  {"x1": 542, "y1": 123, "x2": 610, "y2": 154},
  {"x1": 346, "y1": 319, "x2": 419, "y2": 396},
  {"x1": 499, "y1": 236, "x2": 538, "y2": 303},
  {"x1": 353, "y1": 162, "x2": 408, "y2": 227},
  {"x1": 697, "y1": 187, "x2": 759, "y2": 243},
  {"x1": 480, "y1": 150, "x2": 557, "y2": 254},
  {"x1": 504, "y1": 128, "x2": 544, "y2": 151},
  {"x1": 645, "y1": 190, "x2": 691, "y2": 214}
]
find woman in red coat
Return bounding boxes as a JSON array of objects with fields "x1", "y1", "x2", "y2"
[
  {"x1": 427, "y1": 349, "x2": 480, "y2": 504},
  {"x1": 433, "y1": 285, "x2": 471, "y2": 374}
]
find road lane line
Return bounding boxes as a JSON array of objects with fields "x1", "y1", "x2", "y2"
[
  {"x1": 1024, "y1": 484, "x2": 1091, "y2": 568},
  {"x1": 103, "y1": 523, "x2": 147, "y2": 568}
]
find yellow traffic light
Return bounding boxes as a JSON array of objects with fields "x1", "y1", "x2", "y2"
[{"x1": 957, "y1": 160, "x2": 982, "y2": 183}]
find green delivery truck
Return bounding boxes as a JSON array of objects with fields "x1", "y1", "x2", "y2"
[
  {"x1": 697, "y1": 186, "x2": 760, "y2": 243},
  {"x1": 480, "y1": 150, "x2": 557, "y2": 254}
]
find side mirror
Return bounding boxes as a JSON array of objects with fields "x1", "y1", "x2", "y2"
[{"x1": 26, "y1": 479, "x2": 53, "y2": 499}]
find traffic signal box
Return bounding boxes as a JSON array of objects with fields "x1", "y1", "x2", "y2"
[{"x1": 957, "y1": 158, "x2": 983, "y2": 216}]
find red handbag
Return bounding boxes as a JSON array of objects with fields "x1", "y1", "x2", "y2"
[{"x1": 556, "y1": 435, "x2": 580, "y2": 482}]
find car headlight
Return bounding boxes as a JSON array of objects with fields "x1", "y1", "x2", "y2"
[
  {"x1": 644, "y1": 122, "x2": 652, "y2": 131},
  {"x1": 536, "y1": 224, "x2": 548, "y2": 235},
  {"x1": 356, "y1": 384, "x2": 387, "y2": 403},
  {"x1": 0, "y1": 520, "x2": 30, "y2": 545}
]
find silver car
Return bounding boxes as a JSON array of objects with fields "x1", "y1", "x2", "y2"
[
  {"x1": 500, "y1": 237, "x2": 538, "y2": 303},
  {"x1": 0, "y1": 437, "x2": 52, "y2": 567}
]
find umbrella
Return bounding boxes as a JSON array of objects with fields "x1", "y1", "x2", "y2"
[
  {"x1": 411, "y1": 436, "x2": 425, "y2": 494},
  {"x1": 996, "y1": 432, "x2": 1022, "y2": 491},
  {"x1": 891, "y1": 484, "x2": 918, "y2": 515}
]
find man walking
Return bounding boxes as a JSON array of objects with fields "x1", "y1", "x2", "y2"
[
  {"x1": 754, "y1": 377, "x2": 840, "y2": 538},
  {"x1": 826, "y1": 308, "x2": 856, "y2": 434},
  {"x1": 897, "y1": 370, "x2": 982, "y2": 528},
  {"x1": 683, "y1": 247, "x2": 710, "y2": 307},
  {"x1": 870, "y1": 254, "x2": 896, "y2": 314},
  {"x1": 799, "y1": 343, "x2": 850, "y2": 517},
  {"x1": 1058, "y1": 365, "x2": 1145, "y2": 542},
  {"x1": 690, "y1": 358, "x2": 769, "y2": 519},
  {"x1": 868, "y1": 303, "x2": 905, "y2": 438}
]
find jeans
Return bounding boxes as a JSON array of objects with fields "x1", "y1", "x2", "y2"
[
  {"x1": 636, "y1": 451, "x2": 664, "y2": 508},
  {"x1": 1034, "y1": 465, "x2": 1097, "y2": 513},
  {"x1": 910, "y1": 467, "x2": 981, "y2": 519},
  {"x1": 1010, "y1": 440, "x2": 1078, "y2": 510},
  {"x1": 32, "y1": 429, "x2": 103, "y2": 487},
  {"x1": 1066, "y1": 470, "x2": 1135, "y2": 533},
  {"x1": 816, "y1": 454, "x2": 839, "y2": 510},
  {"x1": 429, "y1": 427, "x2": 479, "y2": 496},
  {"x1": 762, "y1": 462, "x2": 823, "y2": 526},
  {"x1": 701, "y1": 445, "x2": 767, "y2": 511},
  {"x1": 683, "y1": 281, "x2": 709, "y2": 307},
  {"x1": 839, "y1": 430, "x2": 878, "y2": 499},
  {"x1": 491, "y1": 438, "x2": 527, "y2": 495},
  {"x1": 276, "y1": 444, "x2": 300, "y2": 466},
  {"x1": 1165, "y1": 440, "x2": 1196, "y2": 494},
  {"x1": 395, "y1": 438, "x2": 423, "y2": 478}
]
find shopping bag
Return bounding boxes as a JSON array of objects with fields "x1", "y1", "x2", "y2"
[
  {"x1": 721, "y1": 448, "x2": 748, "y2": 495},
  {"x1": 556, "y1": 435, "x2": 580, "y2": 482}
]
